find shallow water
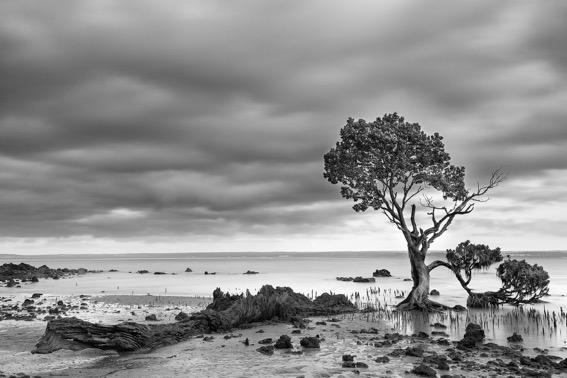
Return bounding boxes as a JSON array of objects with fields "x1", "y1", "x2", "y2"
[{"x1": 1, "y1": 251, "x2": 567, "y2": 375}]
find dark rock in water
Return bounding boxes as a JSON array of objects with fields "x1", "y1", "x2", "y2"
[
  {"x1": 342, "y1": 361, "x2": 356, "y2": 368},
  {"x1": 352, "y1": 276, "x2": 375, "y2": 283},
  {"x1": 375, "y1": 356, "x2": 390, "y2": 363},
  {"x1": 109, "y1": 269, "x2": 118, "y2": 272},
  {"x1": 145, "y1": 314, "x2": 158, "y2": 321},
  {"x1": 431, "y1": 322, "x2": 447, "y2": 329},
  {"x1": 258, "y1": 338, "x2": 273, "y2": 345},
  {"x1": 6, "y1": 279, "x2": 17, "y2": 287},
  {"x1": 300, "y1": 336, "x2": 320, "y2": 348},
  {"x1": 405, "y1": 346, "x2": 424, "y2": 357},
  {"x1": 403, "y1": 278, "x2": 412, "y2": 281},
  {"x1": 137, "y1": 270, "x2": 149, "y2": 274},
  {"x1": 31, "y1": 293, "x2": 42, "y2": 299},
  {"x1": 22, "y1": 299, "x2": 34, "y2": 307},
  {"x1": 242, "y1": 338, "x2": 249, "y2": 346},
  {"x1": 336, "y1": 277, "x2": 354, "y2": 281},
  {"x1": 184, "y1": 268, "x2": 192, "y2": 272},
  {"x1": 372, "y1": 269, "x2": 391, "y2": 277},
  {"x1": 342, "y1": 354, "x2": 355, "y2": 362},
  {"x1": 411, "y1": 364, "x2": 437, "y2": 377},
  {"x1": 507, "y1": 333, "x2": 523, "y2": 342},
  {"x1": 431, "y1": 331, "x2": 449, "y2": 337},
  {"x1": 0, "y1": 263, "x2": 91, "y2": 286},
  {"x1": 204, "y1": 271, "x2": 216, "y2": 275},
  {"x1": 355, "y1": 362, "x2": 368, "y2": 368},
  {"x1": 33, "y1": 285, "x2": 355, "y2": 354},
  {"x1": 154, "y1": 272, "x2": 166, "y2": 275},
  {"x1": 458, "y1": 323, "x2": 485, "y2": 349},
  {"x1": 175, "y1": 312, "x2": 190, "y2": 322},
  {"x1": 274, "y1": 335, "x2": 292, "y2": 349},
  {"x1": 203, "y1": 336, "x2": 214, "y2": 342},
  {"x1": 452, "y1": 305, "x2": 467, "y2": 312},
  {"x1": 291, "y1": 329, "x2": 301, "y2": 334},
  {"x1": 243, "y1": 270, "x2": 259, "y2": 275},
  {"x1": 256, "y1": 345, "x2": 274, "y2": 355},
  {"x1": 429, "y1": 289, "x2": 440, "y2": 296},
  {"x1": 315, "y1": 321, "x2": 326, "y2": 325}
]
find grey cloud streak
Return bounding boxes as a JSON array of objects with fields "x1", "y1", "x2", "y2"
[{"x1": 0, "y1": 0, "x2": 566, "y2": 251}]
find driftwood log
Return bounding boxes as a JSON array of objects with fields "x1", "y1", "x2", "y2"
[{"x1": 33, "y1": 285, "x2": 356, "y2": 354}]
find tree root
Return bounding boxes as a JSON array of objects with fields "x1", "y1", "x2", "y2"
[{"x1": 396, "y1": 298, "x2": 449, "y2": 312}]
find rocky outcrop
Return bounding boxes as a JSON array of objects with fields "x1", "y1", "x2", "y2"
[
  {"x1": 33, "y1": 285, "x2": 356, "y2": 354},
  {"x1": 458, "y1": 323, "x2": 485, "y2": 349},
  {"x1": 243, "y1": 270, "x2": 259, "y2": 274},
  {"x1": 0, "y1": 263, "x2": 90, "y2": 286},
  {"x1": 372, "y1": 269, "x2": 391, "y2": 277}
]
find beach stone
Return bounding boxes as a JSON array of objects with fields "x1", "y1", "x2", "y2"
[
  {"x1": 145, "y1": 314, "x2": 158, "y2": 321},
  {"x1": 291, "y1": 329, "x2": 301, "y2": 334},
  {"x1": 153, "y1": 272, "x2": 166, "y2": 275},
  {"x1": 432, "y1": 331, "x2": 449, "y2": 337},
  {"x1": 352, "y1": 276, "x2": 375, "y2": 283},
  {"x1": 31, "y1": 293, "x2": 42, "y2": 299},
  {"x1": 411, "y1": 364, "x2": 437, "y2": 376},
  {"x1": 372, "y1": 269, "x2": 391, "y2": 277},
  {"x1": 174, "y1": 312, "x2": 190, "y2": 322},
  {"x1": 452, "y1": 305, "x2": 467, "y2": 312},
  {"x1": 300, "y1": 336, "x2": 320, "y2": 348},
  {"x1": 342, "y1": 361, "x2": 355, "y2": 368},
  {"x1": 258, "y1": 338, "x2": 273, "y2": 344},
  {"x1": 458, "y1": 323, "x2": 485, "y2": 349},
  {"x1": 355, "y1": 362, "x2": 368, "y2": 368},
  {"x1": 243, "y1": 270, "x2": 259, "y2": 274},
  {"x1": 184, "y1": 268, "x2": 192, "y2": 272},
  {"x1": 375, "y1": 356, "x2": 390, "y2": 363},
  {"x1": 336, "y1": 277, "x2": 354, "y2": 281},
  {"x1": 137, "y1": 270, "x2": 149, "y2": 274},
  {"x1": 23, "y1": 299, "x2": 34, "y2": 307},
  {"x1": 429, "y1": 289, "x2": 440, "y2": 296},
  {"x1": 256, "y1": 345, "x2": 274, "y2": 355},
  {"x1": 342, "y1": 354, "x2": 355, "y2": 362},
  {"x1": 405, "y1": 346, "x2": 424, "y2": 357},
  {"x1": 507, "y1": 333, "x2": 523, "y2": 342},
  {"x1": 403, "y1": 278, "x2": 412, "y2": 281},
  {"x1": 274, "y1": 335, "x2": 292, "y2": 349},
  {"x1": 315, "y1": 321, "x2": 327, "y2": 325}
]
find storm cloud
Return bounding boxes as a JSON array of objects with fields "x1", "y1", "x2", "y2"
[{"x1": 1, "y1": 0, "x2": 566, "y2": 253}]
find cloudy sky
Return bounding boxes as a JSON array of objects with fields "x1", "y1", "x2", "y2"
[{"x1": 1, "y1": 0, "x2": 566, "y2": 254}]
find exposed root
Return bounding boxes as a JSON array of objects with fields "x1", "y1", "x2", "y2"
[{"x1": 396, "y1": 298, "x2": 449, "y2": 312}]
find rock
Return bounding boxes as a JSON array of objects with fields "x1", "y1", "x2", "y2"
[
  {"x1": 22, "y1": 299, "x2": 35, "y2": 307},
  {"x1": 372, "y1": 269, "x2": 391, "y2": 277},
  {"x1": 154, "y1": 272, "x2": 166, "y2": 275},
  {"x1": 184, "y1": 268, "x2": 192, "y2": 272},
  {"x1": 411, "y1": 364, "x2": 437, "y2": 377},
  {"x1": 109, "y1": 269, "x2": 118, "y2": 272},
  {"x1": 336, "y1": 277, "x2": 354, "y2": 281},
  {"x1": 403, "y1": 278, "x2": 412, "y2": 281},
  {"x1": 452, "y1": 305, "x2": 467, "y2": 312},
  {"x1": 300, "y1": 336, "x2": 320, "y2": 348},
  {"x1": 258, "y1": 338, "x2": 273, "y2": 345},
  {"x1": 431, "y1": 331, "x2": 449, "y2": 337},
  {"x1": 204, "y1": 271, "x2": 216, "y2": 275},
  {"x1": 174, "y1": 312, "x2": 190, "y2": 322},
  {"x1": 145, "y1": 314, "x2": 158, "y2": 321},
  {"x1": 355, "y1": 362, "x2": 368, "y2": 368},
  {"x1": 431, "y1": 322, "x2": 447, "y2": 329},
  {"x1": 315, "y1": 321, "x2": 327, "y2": 325},
  {"x1": 243, "y1": 270, "x2": 259, "y2": 274},
  {"x1": 430, "y1": 289, "x2": 440, "y2": 296},
  {"x1": 256, "y1": 345, "x2": 274, "y2": 355},
  {"x1": 352, "y1": 276, "x2": 375, "y2": 283},
  {"x1": 374, "y1": 356, "x2": 390, "y2": 363},
  {"x1": 203, "y1": 336, "x2": 214, "y2": 342},
  {"x1": 31, "y1": 293, "x2": 42, "y2": 299},
  {"x1": 507, "y1": 333, "x2": 523, "y2": 342},
  {"x1": 31, "y1": 276, "x2": 39, "y2": 282},
  {"x1": 458, "y1": 323, "x2": 485, "y2": 348},
  {"x1": 405, "y1": 346, "x2": 424, "y2": 357},
  {"x1": 137, "y1": 270, "x2": 149, "y2": 274},
  {"x1": 33, "y1": 285, "x2": 355, "y2": 354},
  {"x1": 274, "y1": 335, "x2": 292, "y2": 349},
  {"x1": 437, "y1": 360, "x2": 450, "y2": 370},
  {"x1": 342, "y1": 361, "x2": 356, "y2": 368},
  {"x1": 342, "y1": 354, "x2": 355, "y2": 362},
  {"x1": 291, "y1": 329, "x2": 301, "y2": 334}
]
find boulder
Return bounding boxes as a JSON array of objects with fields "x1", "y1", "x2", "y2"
[
  {"x1": 411, "y1": 364, "x2": 437, "y2": 377},
  {"x1": 352, "y1": 276, "x2": 375, "y2": 283},
  {"x1": 458, "y1": 323, "x2": 485, "y2": 348},
  {"x1": 243, "y1": 270, "x2": 259, "y2": 275},
  {"x1": 31, "y1": 293, "x2": 43, "y2": 299},
  {"x1": 430, "y1": 289, "x2": 440, "y2": 296},
  {"x1": 274, "y1": 335, "x2": 292, "y2": 349},
  {"x1": 258, "y1": 338, "x2": 273, "y2": 344},
  {"x1": 372, "y1": 269, "x2": 391, "y2": 277},
  {"x1": 175, "y1": 312, "x2": 190, "y2": 322},
  {"x1": 256, "y1": 345, "x2": 274, "y2": 355},
  {"x1": 300, "y1": 336, "x2": 320, "y2": 348},
  {"x1": 507, "y1": 333, "x2": 523, "y2": 343},
  {"x1": 184, "y1": 268, "x2": 192, "y2": 272},
  {"x1": 145, "y1": 314, "x2": 158, "y2": 321},
  {"x1": 137, "y1": 270, "x2": 149, "y2": 274}
]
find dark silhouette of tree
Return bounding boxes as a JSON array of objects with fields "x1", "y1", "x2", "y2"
[
  {"x1": 324, "y1": 113, "x2": 504, "y2": 310},
  {"x1": 430, "y1": 241, "x2": 549, "y2": 307}
]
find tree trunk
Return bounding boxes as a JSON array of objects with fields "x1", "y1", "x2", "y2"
[{"x1": 397, "y1": 247, "x2": 447, "y2": 311}]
